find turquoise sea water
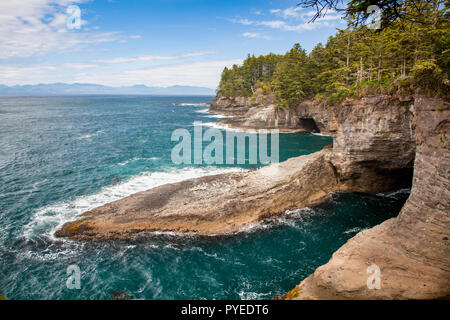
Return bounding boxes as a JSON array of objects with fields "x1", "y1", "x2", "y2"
[{"x1": 0, "y1": 95, "x2": 409, "y2": 299}]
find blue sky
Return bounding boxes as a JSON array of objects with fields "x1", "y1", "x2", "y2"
[{"x1": 0, "y1": 0, "x2": 346, "y2": 88}]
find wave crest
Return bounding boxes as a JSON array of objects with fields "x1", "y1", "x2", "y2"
[{"x1": 24, "y1": 166, "x2": 242, "y2": 240}]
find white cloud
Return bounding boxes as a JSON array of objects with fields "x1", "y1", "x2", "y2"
[
  {"x1": 0, "y1": 59, "x2": 243, "y2": 88},
  {"x1": 250, "y1": 9, "x2": 262, "y2": 15},
  {"x1": 269, "y1": 7, "x2": 342, "y2": 21},
  {"x1": 229, "y1": 4, "x2": 344, "y2": 33},
  {"x1": 95, "y1": 51, "x2": 218, "y2": 64},
  {"x1": 107, "y1": 59, "x2": 244, "y2": 88},
  {"x1": 61, "y1": 63, "x2": 98, "y2": 69},
  {"x1": 231, "y1": 18, "x2": 331, "y2": 32},
  {"x1": 270, "y1": 7, "x2": 302, "y2": 19},
  {"x1": 229, "y1": 18, "x2": 253, "y2": 25},
  {"x1": 242, "y1": 32, "x2": 260, "y2": 38},
  {"x1": 258, "y1": 20, "x2": 287, "y2": 29},
  {"x1": 242, "y1": 32, "x2": 273, "y2": 40},
  {"x1": 0, "y1": 0, "x2": 120, "y2": 59}
]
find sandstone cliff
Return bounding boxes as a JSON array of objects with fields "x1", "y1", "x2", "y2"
[
  {"x1": 285, "y1": 96, "x2": 450, "y2": 299},
  {"x1": 212, "y1": 94, "x2": 416, "y2": 192},
  {"x1": 210, "y1": 93, "x2": 449, "y2": 299},
  {"x1": 210, "y1": 94, "x2": 310, "y2": 132}
]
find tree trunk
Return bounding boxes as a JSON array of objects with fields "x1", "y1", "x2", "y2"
[
  {"x1": 346, "y1": 33, "x2": 350, "y2": 89},
  {"x1": 377, "y1": 35, "x2": 383, "y2": 81},
  {"x1": 359, "y1": 57, "x2": 363, "y2": 83}
]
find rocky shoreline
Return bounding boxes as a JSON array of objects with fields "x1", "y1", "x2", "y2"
[
  {"x1": 55, "y1": 149, "x2": 340, "y2": 239},
  {"x1": 55, "y1": 93, "x2": 449, "y2": 299},
  {"x1": 286, "y1": 96, "x2": 450, "y2": 299}
]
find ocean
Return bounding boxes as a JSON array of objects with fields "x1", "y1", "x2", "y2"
[{"x1": 0, "y1": 95, "x2": 409, "y2": 299}]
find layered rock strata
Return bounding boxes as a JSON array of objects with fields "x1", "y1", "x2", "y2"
[{"x1": 286, "y1": 96, "x2": 450, "y2": 299}]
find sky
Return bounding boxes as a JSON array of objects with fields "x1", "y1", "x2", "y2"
[{"x1": 0, "y1": 0, "x2": 347, "y2": 89}]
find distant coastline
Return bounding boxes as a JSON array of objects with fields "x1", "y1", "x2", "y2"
[{"x1": 0, "y1": 83, "x2": 215, "y2": 96}]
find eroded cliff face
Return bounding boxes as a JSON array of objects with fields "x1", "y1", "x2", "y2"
[
  {"x1": 213, "y1": 94, "x2": 416, "y2": 193},
  {"x1": 209, "y1": 95, "x2": 256, "y2": 116},
  {"x1": 286, "y1": 96, "x2": 450, "y2": 299},
  {"x1": 328, "y1": 95, "x2": 415, "y2": 193},
  {"x1": 210, "y1": 94, "x2": 310, "y2": 131},
  {"x1": 213, "y1": 93, "x2": 449, "y2": 299}
]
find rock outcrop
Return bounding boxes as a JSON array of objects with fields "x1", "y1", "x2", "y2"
[
  {"x1": 210, "y1": 94, "x2": 312, "y2": 132},
  {"x1": 214, "y1": 94, "x2": 416, "y2": 192},
  {"x1": 209, "y1": 95, "x2": 256, "y2": 116},
  {"x1": 55, "y1": 149, "x2": 340, "y2": 239},
  {"x1": 285, "y1": 96, "x2": 450, "y2": 299}
]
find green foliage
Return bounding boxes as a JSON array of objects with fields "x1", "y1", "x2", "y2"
[
  {"x1": 352, "y1": 79, "x2": 389, "y2": 96},
  {"x1": 272, "y1": 44, "x2": 312, "y2": 109},
  {"x1": 410, "y1": 60, "x2": 448, "y2": 96},
  {"x1": 326, "y1": 89, "x2": 351, "y2": 105},
  {"x1": 217, "y1": 0, "x2": 449, "y2": 107},
  {"x1": 217, "y1": 54, "x2": 282, "y2": 97}
]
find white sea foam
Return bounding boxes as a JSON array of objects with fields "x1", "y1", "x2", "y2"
[
  {"x1": 117, "y1": 157, "x2": 160, "y2": 166},
  {"x1": 206, "y1": 114, "x2": 232, "y2": 119},
  {"x1": 208, "y1": 207, "x2": 318, "y2": 237},
  {"x1": 311, "y1": 132, "x2": 332, "y2": 137},
  {"x1": 238, "y1": 289, "x2": 273, "y2": 300},
  {"x1": 24, "y1": 166, "x2": 243, "y2": 240},
  {"x1": 173, "y1": 103, "x2": 210, "y2": 107},
  {"x1": 76, "y1": 130, "x2": 105, "y2": 140},
  {"x1": 343, "y1": 226, "x2": 367, "y2": 234},
  {"x1": 197, "y1": 121, "x2": 259, "y2": 133},
  {"x1": 195, "y1": 108, "x2": 232, "y2": 119},
  {"x1": 195, "y1": 108, "x2": 210, "y2": 114}
]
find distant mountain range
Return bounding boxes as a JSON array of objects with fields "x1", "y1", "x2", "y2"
[{"x1": 0, "y1": 83, "x2": 215, "y2": 95}]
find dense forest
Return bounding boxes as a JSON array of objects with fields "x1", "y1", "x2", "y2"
[{"x1": 217, "y1": 0, "x2": 449, "y2": 108}]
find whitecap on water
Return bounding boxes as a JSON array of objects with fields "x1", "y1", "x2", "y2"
[
  {"x1": 343, "y1": 226, "x2": 367, "y2": 234},
  {"x1": 195, "y1": 108, "x2": 210, "y2": 114},
  {"x1": 117, "y1": 157, "x2": 160, "y2": 166},
  {"x1": 173, "y1": 103, "x2": 210, "y2": 107},
  {"x1": 75, "y1": 130, "x2": 105, "y2": 140},
  {"x1": 196, "y1": 121, "x2": 259, "y2": 133},
  {"x1": 24, "y1": 166, "x2": 243, "y2": 240}
]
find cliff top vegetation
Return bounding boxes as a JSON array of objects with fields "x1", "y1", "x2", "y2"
[{"x1": 217, "y1": 0, "x2": 449, "y2": 108}]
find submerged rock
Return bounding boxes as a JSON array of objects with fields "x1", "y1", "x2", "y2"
[{"x1": 110, "y1": 290, "x2": 132, "y2": 300}]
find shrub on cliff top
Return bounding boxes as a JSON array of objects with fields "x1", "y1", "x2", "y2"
[{"x1": 217, "y1": 0, "x2": 449, "y2": 106}]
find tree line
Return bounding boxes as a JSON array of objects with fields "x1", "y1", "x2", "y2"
[{"x1": 217, "y1": 0, "x2": 449, "y2": 108}]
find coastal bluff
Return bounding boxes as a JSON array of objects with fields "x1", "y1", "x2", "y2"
[
  {"x1": 212, "y1": 93, "x2": 449, "y2": 299},
  {"x1": 55, "y1": 93, "x2": 449, "y2": 299},
  {"x1": 287, "y1": 96, "x2": 450, "y2": 299}
]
